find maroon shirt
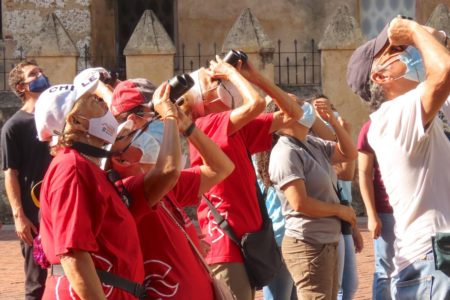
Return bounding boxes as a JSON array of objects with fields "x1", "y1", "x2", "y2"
[{"x1": 357, "y1": 120, "x2": 393, "y2": 214}]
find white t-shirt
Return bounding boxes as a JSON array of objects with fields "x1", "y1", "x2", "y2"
[{"x1": 368, "y1": 85, "x2": 450, "y2": 274}]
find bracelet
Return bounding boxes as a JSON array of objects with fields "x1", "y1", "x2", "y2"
[{"x1": 183, "y1": 122, "x2": 196, "y2": 137}]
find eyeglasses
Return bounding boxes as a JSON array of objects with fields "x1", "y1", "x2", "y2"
[{"x1": 116, "y1": 120, "x2": 153, "y2": 155}]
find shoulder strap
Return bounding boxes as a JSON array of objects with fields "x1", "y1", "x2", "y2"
[
  {"x1": 202, "y1": 195, "x2": 241, "y2": 246},
  {"x1": 107, "y1": 169, "x2": 132, "y2": 208},
  {"x1": 283, "y1": 135, "x2": 317, "y2": 160},
  {"x1": 160, "y1": 200, "x2": 216, "y2": 278}
]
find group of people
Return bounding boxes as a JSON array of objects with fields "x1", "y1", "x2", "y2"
[{"x1": 2, "y1": 16, "x2": 450, "y2": 300}]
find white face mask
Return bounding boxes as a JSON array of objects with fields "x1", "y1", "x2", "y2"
[
  {"x1": 217, "y1": 80, "x2": 243, "y2": 109},
  {"x1": 297, "y1": 102, "x2": 316, "y2": 129},
  {"x1": 398, "y1": 46, "x2": 425, "y2": 82},
  {"x1": 87, "y1": 110, "x2": 119, "y2": 144},
  {"x1": 129, "y1": 128, "x2": 160, "y2": 164}
]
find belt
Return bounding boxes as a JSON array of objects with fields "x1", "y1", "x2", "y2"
[{"x1": 50, "y1": 264, "x2": 147, "y2": 299}]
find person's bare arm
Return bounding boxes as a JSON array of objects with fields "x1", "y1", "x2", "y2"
[
  {"x1": 311, "y1": 115, "x2": 336, "y2": 141},
  {"x1": 388, "y1": 18, "x2": 450, "y2": 126},
  {"x1": 352, "y1": 226, "x2": 364, "y2": 253},
  {"x1": 60, "y1": 250, "x2": 106, "y2": 300},
  {"x1": 238, "y1": 62, "x2": 303, "y2": 132},
  {"x1": 282, "y1": 179, "x2": 356, "y2": 227},
  {"x1": 143, "y1": 83, "x2": 181, "y2": 206},
  {"x1": 4, "y1": 168, "x2": 36, "y2": 245},
  {"x1": 358, "y1": 151, "x2": 382, "y2": 239},
  {"x1": 208, "y1": 57, "x2": 266, "y2": 134},
  {"x1": 314, "y1": 100, "x2": 357, "y2": 164},
  {"x1": 334, "y1": 117, "x2": 355, "y2": 180}
]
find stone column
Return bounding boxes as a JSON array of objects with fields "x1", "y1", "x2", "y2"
[
  {"x1": 416, "y1": 0, "x2": 450, "y2": 24},
  {"x1": 318, "y1": 5, "x2": 368, "y2": 141},
  {"x1": 425, "y1": 4, "x2": 450, "y2": 33},
  {"x1": 27, "y1": 13, "x2": 79, "y2": 85},
  {"x1": 222, "y1": 8, "x2": 275, "y2": 83},
  {"x1": 124, "y1": 10, "x2": 176, "y2": 84}
]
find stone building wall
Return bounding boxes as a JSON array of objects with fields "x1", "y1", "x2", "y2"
[
  {"x1": 2, "y1": 0, "x2": 91, "y2": 70},
  {"x1": 177, "y1": 0, "x2": 357, "y2": 55}
]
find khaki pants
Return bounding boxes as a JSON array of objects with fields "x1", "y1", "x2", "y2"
[
  {"x1": 282, "y1": 236, "x2": 339, "y2": 300},
  {"x1": 210, "y1": 262, "x2": 255, "y2": 300}
]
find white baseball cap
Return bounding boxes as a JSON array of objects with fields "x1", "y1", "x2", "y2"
[
  {"x1": 73, "y1": 67, "x2": 109, "y2": 100},
  {"x1": 35, "y1": 84, "x2": 77, "y2": 143}
]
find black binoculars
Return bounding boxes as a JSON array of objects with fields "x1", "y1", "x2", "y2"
[
  {"x1": 149, "y1": 73, "x2": 194, "y2": 111},
  {"x1": 223, "y1": 49, "x2": 248, "y2": 67},
  {"x1": 168, "y1": 73, "x2": 195, "y2": 103}
]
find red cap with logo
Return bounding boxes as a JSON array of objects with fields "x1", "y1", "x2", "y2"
[{"x1": 111, "y1": 78, "x2": 156, "y2": 116}]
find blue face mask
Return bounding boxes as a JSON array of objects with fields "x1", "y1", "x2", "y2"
[
  {"x1": 29, "y1": 75, "x2": 51, "y2": 93},
  {"x1": 298, "y1": 102, "x2": 316, "y2": 129},
  {"x1": 398, "y1": 47, "x2": 425, "y2": 82}
]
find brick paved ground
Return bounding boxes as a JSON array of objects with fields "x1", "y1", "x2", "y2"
[{"x1": 0, "y1": 218, "x2": 374, "y2": 299}]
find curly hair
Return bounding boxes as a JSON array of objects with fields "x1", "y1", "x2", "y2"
[{"x1": 8, "y1": 60, "x2": 38, "y2": 101}]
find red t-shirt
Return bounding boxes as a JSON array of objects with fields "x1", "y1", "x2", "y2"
[
  {"x1": 190, "y1": 111, "x2": 273, "y2": 264},
  {"x1": 39, "y1": 147, "x2": 144, "y2": 300},
  {"x1": 126, "y1": 167, "x2": 214, "y2": 300},
  {"x1": 357, "y1": 120, "x2": 393, "y2": 213}
]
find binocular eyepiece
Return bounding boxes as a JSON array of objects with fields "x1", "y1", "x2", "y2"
[
  {"x1": 168, "y1": 73, "x2": 195, "y2": 103},
  {"x1": 223, "y1": 49, "x2": 248, "y2": 67},
  {"x1": 148, "y1": 73, "x2": 194, "y2": 112}
]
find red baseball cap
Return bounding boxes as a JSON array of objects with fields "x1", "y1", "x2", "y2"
[{"x1": 111, "y1": 78, "x2": 156, "y2": 116}]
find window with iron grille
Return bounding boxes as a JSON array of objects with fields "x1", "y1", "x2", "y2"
[{"x1": 174, "y1": 39, "x2": 321, "y2": 87}]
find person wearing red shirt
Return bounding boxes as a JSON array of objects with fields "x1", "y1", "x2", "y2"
[
  {"x1": 109, "y1": 79, "x2": 235, "y2": 299},
  {"x1": 34, "y1": 76, "x2": 177, "y2": 299},
  {"x1": 180, "y1": 55, "x2": 303, "y2": 299}
]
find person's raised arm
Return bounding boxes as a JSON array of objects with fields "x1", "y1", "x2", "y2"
[
  {"x1": 388, "y1": 17, "x2": 450, "y2": 125},
  {"x1": 142, "y1": 83, "x2": 181, "y2": 206},
  {"x1": 314, "y1": 99, "x2": 357, "y2": 164},
  {"x1": 310, "y1": 113, "x2": 336, "y2": 141},
  {"x1": 239, "y1": 61, "x2": 302, "y2": 129},
  {"x1": 333, "y1": 117, "x2": 356, "y2": 180},
  {"x1": 177, "y1": 109, "x2": 235, "y2": 196},
  {"x1": 208, "y1": 56, "x2": 265, "y2": 134}
]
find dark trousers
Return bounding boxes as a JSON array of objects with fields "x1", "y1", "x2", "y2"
[{"x1": 20, "y1": 240, "x2": 47, "y2": 300}]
